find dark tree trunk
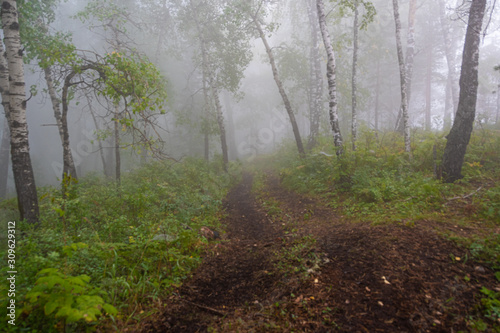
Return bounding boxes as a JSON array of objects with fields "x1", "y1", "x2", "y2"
[
  {"x1": 211, "y1": 81, "x2": 228, "y2": 171},
  {"x1": 61, "y1": 71, "x2": 80, "y2": 180},
  {"x1": 252, "y1": 14, "x2": 305, "y2": 157},
  {"x1": 442, "y1": 0, "x2": 486, "y2": 183},
  {"x1": 1, "y1": 0, "x2": 39, "y2": 223}
]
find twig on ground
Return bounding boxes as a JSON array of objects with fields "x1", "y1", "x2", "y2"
[
  {"x1": 181, "y1": 298, "x2": 226, "y2": 316},
  {"x1": 446, "y1": 186, "x2": 483, "y2": 202}
]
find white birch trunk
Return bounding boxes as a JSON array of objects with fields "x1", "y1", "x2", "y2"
[
  {"x1": 392, "y1": 0, "x2": 411, "y2": 154},
  {"x1": 306, "y1": 0, "x2": 323, "y2": 150},
  {"x1": 316, "y1": 0, "x2": 343, "y2": 155},
  {"x1": 1, "y1": 0, "x2": 39, "y2": 223},
  {"x1": 351, "y1": 0, "x2": 359, "y2": 151}
]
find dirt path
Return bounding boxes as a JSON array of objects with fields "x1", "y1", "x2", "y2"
[{"x1": 141, "y1": 171, "x2": 498, "y2": 332}]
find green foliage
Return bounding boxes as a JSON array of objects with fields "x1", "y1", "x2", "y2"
[
  {"x1": 278, "y1": 130, "x2": 500, "y2": 224},
  {"x1": 0, "y1": 158, "x2": 235, "y2": 331},
  {"x1": 479, "y1": 287, "x2": 500, "y2": 324},
  {"x1": 100, "y1": 51, "x2": 168, "y2": 115},
  {"x1": 24, "y1": 268, "x2": 117, "y2": 325}
]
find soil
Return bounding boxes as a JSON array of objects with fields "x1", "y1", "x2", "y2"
[{"x1": 139, "y1": 171, "x2": 499, "y2": 332}]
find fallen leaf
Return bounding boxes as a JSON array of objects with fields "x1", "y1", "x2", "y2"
[
  {"x1": 378, "y1": 301, "x2": 384, "y2": 306},
  {"x1": 314, "y1": 278, "x2": 319, "y2": 283},
  {"x1": 365, "y1": 287, "x2": 371, "y2": 292},
  {"x1": 382, "y1": 276, "x2": 391, "y2": 285},
  {"x1": 384, "y1": 318, "x2": 394, "y2": 324},
  {"x1": 295, "y1": 295, "x2": 304, "y2": 303}
]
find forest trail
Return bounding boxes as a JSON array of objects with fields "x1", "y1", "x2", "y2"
[{"x1": 141, "y1": 171, "x2": 497, "y2": 332}]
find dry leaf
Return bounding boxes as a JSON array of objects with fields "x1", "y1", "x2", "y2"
[
  {"x1": 382, "y1": 276, "x2": 391, "y2": 285},
  {"x1": 378, "y1": 301, "x2": 384, "y2": 306}
]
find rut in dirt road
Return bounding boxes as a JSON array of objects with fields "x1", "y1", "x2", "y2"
[{"x1": 142, "y1": 172, "x2": 284, "y2": 332}]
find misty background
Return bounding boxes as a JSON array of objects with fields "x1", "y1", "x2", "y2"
[{"x1": 1, "y1": 0, "x2": 499, "y2": 194}]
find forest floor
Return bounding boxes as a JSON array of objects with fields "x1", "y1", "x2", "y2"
[{"x1": 138, "y1": 171, "x2": 498, "y2": 332}]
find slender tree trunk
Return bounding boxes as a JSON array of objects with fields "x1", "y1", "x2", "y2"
[
  {"x1": 442, "y1": 0, "x2": 486, "y2": 182},
  {"x1": 316, "y1": 0, "x2": 344, "y2": 155},
  {"x1": 425, "y1": 35, "x2": 433, "y2": 131},
  {"x1": 392, "y1": 0, "x2": 411, "y2": 154},
  {"x1": 252, "y1": 15, "x2": 305, "y2": 157},
  {"x1": 114, "y1": 105, "x2": 121, "y2": 185},
  {"x1": 439, "y1": 0, "x2": 459, "y2": 117},
  {"x1": 223, "y1": 92, "x2": 237, "y2": 159},
  {"x1": 211, "y1": 82, "x2": 228, "y2": 171},
  {"x1": 0, "y1": 119, "x2": 9, "y2": 199},
  {"x1": 89, "y1": 108, "x2": 112, "y2": 178},
  {"x1": 496, "y1": 83, "x2": 500, "y2": 125},
  {"x1": 351, "y1": 0, "x2": 359, "y2": 150},
  {"x1": 1, "y1": 0, "x2": 39, "y2": 223},
  {"x1": 306, "y1": 0, "x2": 323, "y2": 150},
  {"x1": 444, "y1": 76, "x2": 453, "y2": 130},
  {"x1": 395, "y1": 0, "x2": 417, "y2": 133},
  {"x1": 43, "y1": 67, "x2": 65, "y2": 143},
  {"x1": 374, "y1": 58, "x2": 380, "y2": 131},
  {"x1": 61, "y1": 71, "x2": 79, "y2": 180}
]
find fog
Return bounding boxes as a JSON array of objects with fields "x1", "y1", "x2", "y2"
[{"x1": 1, "y1": 0, "x2": 499, "y2": 194}]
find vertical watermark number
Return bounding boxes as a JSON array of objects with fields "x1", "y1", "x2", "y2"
[{"x1": 6, "y1": 221, "x2": 16, "y2": 326}]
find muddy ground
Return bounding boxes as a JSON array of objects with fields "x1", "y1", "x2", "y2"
[{"x1": 140, "y1": 172, "x2": 498, "y2": 332}]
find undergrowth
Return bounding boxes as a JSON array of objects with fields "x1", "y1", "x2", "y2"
[
  {"x1": 0, "y1": 158, "x2": 239, "y2": 332},
  {"x1": 276, "y1": 129, "x2": 500, "y2": 331}
]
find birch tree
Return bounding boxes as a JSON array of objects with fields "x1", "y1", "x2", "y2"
[
  {"x1": 1, "y1": 0, "x2": 39, "y2": 223},
  {"x1": 392, "y1": 0, "x2": 411, "y2": 154},
  {"x1": 316, "y1": 0, "x2": 343, "y2": 156},
  {"x1": 442, "y1": 0, "x2": 487, "y2": 182},
  {"x1": 394, "y1": 0, "x2": 417, "y2": 135}
]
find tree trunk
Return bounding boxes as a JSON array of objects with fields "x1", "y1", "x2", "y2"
[
  {"x1": 395, "y1": 0, "x2": 417, "y2": 134},
  {"x1": 496, "y1": 83, "x2": 500, "y2": 125},
  {"x1": 442, "y1": 0, "x2": 486, "y2": 183},
  {"x1": 316, "y1": 0, "x2": 344, "y2": 156},
  {"x1": 61, "y1": 70, "x2": 79, "y2": 180},
  {"x1": 211, "y1": 82, "x2": 228, "y2": 172},
  {"x1": 374, "y1": 58, "x2": 380, "y2": 131},
  {"x1": 89, "y1": 107, "x2": 112, "y2": 178},
  {"x1": 252, "y1": 15, "x2": 305, "y2": 157},
  {"x1": 392, "y1": 0, "x2": 411, "y2": 154},
  {"x1": 43, "y1": 66, "x2": 65, "y2": 143},
  {"x1": 0, "y1": 119, "x2": 9, "y2": 199},
  {"x1": 425, "y1": 34, "x2": 433, "y2": 131},
  {"x1": 114, "y1": 105, "x2": 121, "y2": 185},
  {"x1": 351, "y1": 0, "x2": 359, "y2": 151},
  {"x1": 439, "y1": 0, "x2": 459, "y2": 118},
  {"x1": 223, "y1": 92, "x2": 237, "y2": 159},
  {"x1": 306, "y1": 0, "x2": 323, "y2": 150},
  {"x1": 1, "y1": 0, "x2": 39, "y2": 223}
]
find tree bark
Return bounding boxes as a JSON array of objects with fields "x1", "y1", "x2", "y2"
[
  {"x1": 89, "y1": 107, "x2": 112, "y2": 178},
  {"x1": 43, "y1": 66, "x2": 65, "y2": 143},
  {"x1": 114, "y1": 105, "x2": 121, "y2": 185},
  {"x1": 1, "y1": 0, "x2": 39, "y2": 223},
  {"x1": 351, "y1": 0, "x2": 359, "y2": 150},
  {"x1": 439, "y1": 0, "x2": 459, "y2": 120},
  {"x1": 0, "y1": 119, "x2": 9, "y2": 199},
  {"x1": 61, "y1": 70, "x2": 80, "y2": 180},
  {"x1": 395, "y1": 0, "x2": 417, "y2": 134},
  {"x1": 442, "y1": 0, "x2": 486, "y2": 183},
  {"x1": 252, "y1": 14, "x2": 305, "y2": 157},
  {"x1": 392, "y1": 0, "x2": 411, "y2": 154},
  {"x1": 316, "y1": 0, "x2": 343, "y2": 156},
  {"x1": 306, "y1": 0, "x2": 323, "y2": 150},
  {"x1": 211, "y1": 81, "x2": 228, "y2": 171},
  {"x1": 425, "y1": 33, "x2": 433, "y2": 131}
]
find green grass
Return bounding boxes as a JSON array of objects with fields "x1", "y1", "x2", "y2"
[{"x1": 0, "y1": 157, "x2": 238, "y2": 332}]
